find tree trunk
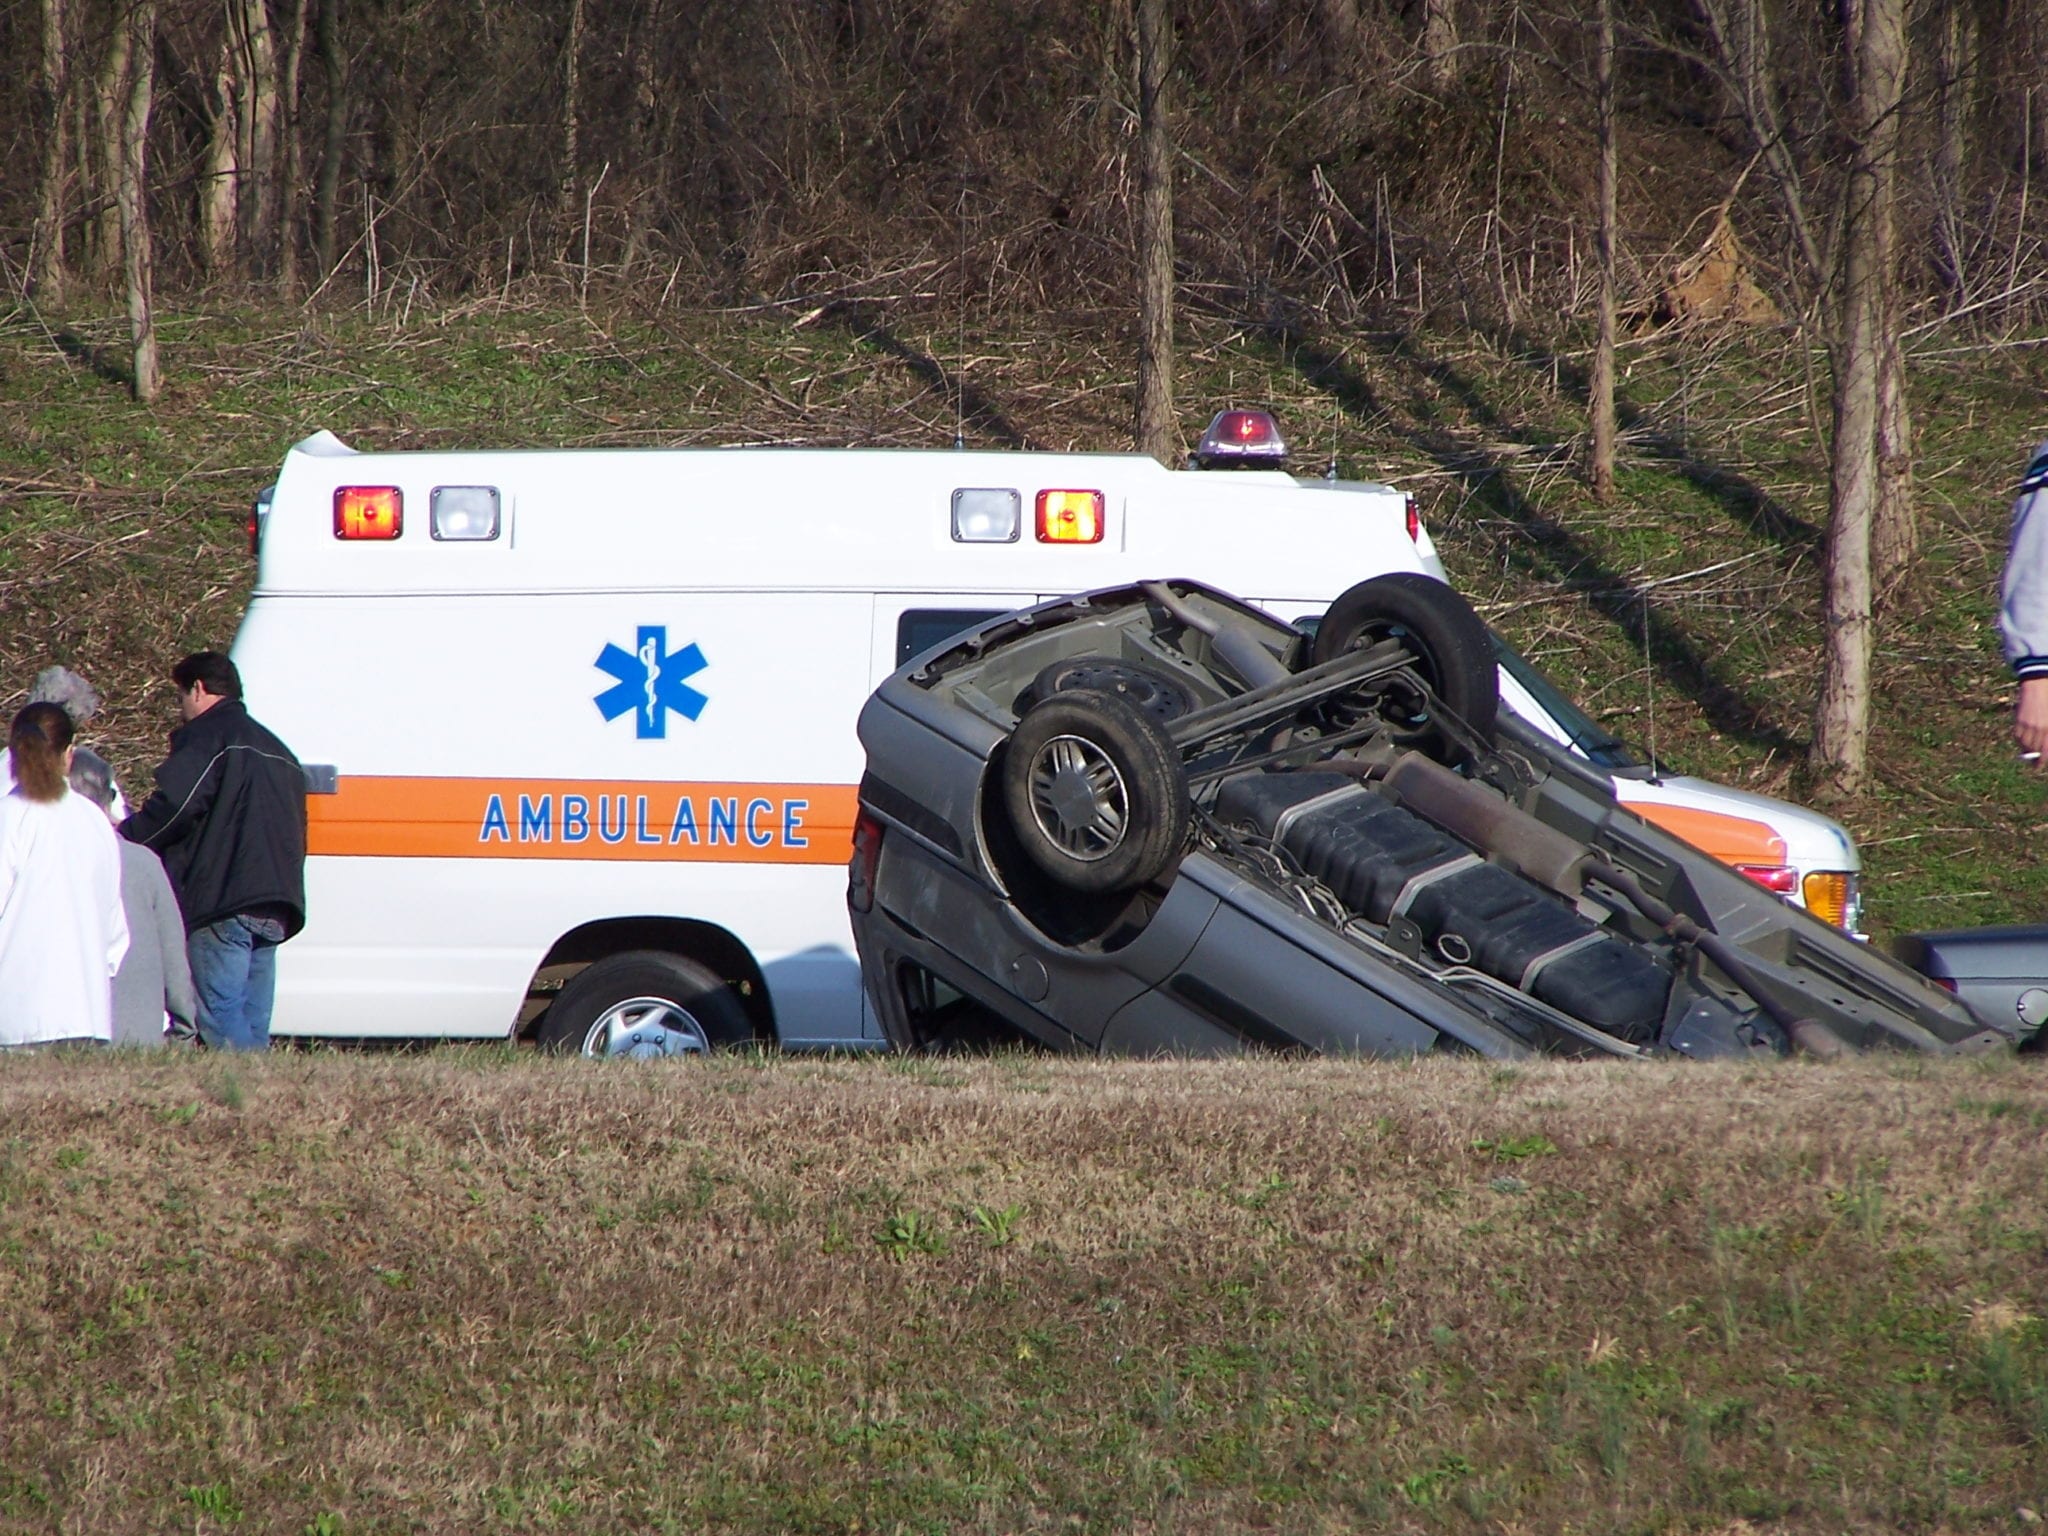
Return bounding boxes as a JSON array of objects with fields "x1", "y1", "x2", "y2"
[
  {"x1": 120, "y1": 0, "x2": 160, "y2": 403},
  {"x1": 559, "y1": 0, "x2": 586, "y2": 227},
  {"x1": 1587, "y1": 0, "x2": 1618, "y2": 503},
  {"x1": 1931, "y1": 2, "x2": 1975, "y2": 300},
  {"x1": 1871, "y1": 296, "x2": 1915, "y2": 607},
  {"x1": 91, "y1": 15, "x2": 132, "y2": 282},
  {"x1": 1134, "y1": 0, "x2": 1176, "y2": 465},
  {"x1": 200, "y1": 35, "x2": 239, "y2": 275},
  {"x1": 1421, "y1": 0, "x2": 1457, "y2": 89},
  {"x1": 1868, "y1": 0, "x2": 1914, "y2": 610},
  {"x1": 236, "y1": 0, "x2": 281, "y2": 275},
  {"x1": 274, "y1": 0, "x2": 309, "y2": 292},
  {"x1": 1812, "y1": 0, "x2": 1907, "y2": 797},
  {"x1": 313, "y1": 0, "x2": 345, "y2": 280},
  {"x1": 31, "y1": 0, "x2": 70, "y2": 305}
]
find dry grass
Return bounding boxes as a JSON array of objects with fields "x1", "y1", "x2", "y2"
[{"x1": 2, "y1": 1049, "x2": 2044, "y2": 1533}]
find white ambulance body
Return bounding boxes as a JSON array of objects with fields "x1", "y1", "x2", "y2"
[{"x1": 234, "y1": 428, "x2": 1857, "y2": 1051}]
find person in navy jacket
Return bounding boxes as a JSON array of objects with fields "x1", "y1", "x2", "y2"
[{"x1": 121, "y1": 652, "x2": 305, "y2": 1051}]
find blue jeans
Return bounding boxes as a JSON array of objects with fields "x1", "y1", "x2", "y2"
[{"x1": 188, "y1": 917, "x2": 281, "y2": 1051}]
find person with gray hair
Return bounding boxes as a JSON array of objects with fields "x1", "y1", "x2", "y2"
[
  {"x1": 70, "y1": 750, "x2": 202, "y2": 1047},
  {"x1": 1, "y1": 666, "x2": 127, "y2": 818}
]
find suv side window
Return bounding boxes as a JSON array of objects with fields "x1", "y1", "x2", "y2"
[{"x1": 896, "y1": 609, "x2": 1007, "y2": 667}]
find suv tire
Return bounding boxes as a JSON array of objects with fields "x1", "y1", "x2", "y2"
[{"x1": 1001, "y1": 689, "x2": 1189, "y2": 894}]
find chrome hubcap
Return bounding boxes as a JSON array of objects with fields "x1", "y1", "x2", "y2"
[
  {"x1": 1028, "y1": 734, "x2": 1128, "y2": 861},
  {"x1": 581, "y1": 996, "x2": 711, "y2": 1058}
]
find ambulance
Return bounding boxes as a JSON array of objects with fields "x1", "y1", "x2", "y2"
[{"x1": 233, "y1": 412, "x2": 1859, "y2": 1053}]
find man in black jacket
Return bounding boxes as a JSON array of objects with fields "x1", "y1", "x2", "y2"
[{"x1": 122, "y1": 652, "x2": 306, "y2": 1051}]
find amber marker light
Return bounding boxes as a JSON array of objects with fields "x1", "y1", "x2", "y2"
[{"x1": 1801, "y1": 871, "x2": 1862, "y2": 933}]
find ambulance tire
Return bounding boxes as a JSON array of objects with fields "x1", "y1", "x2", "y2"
[
  {"x1": 537, "y1": 951, "x2": 755, "y2": 1058},
  {"x1": 1001, "y1": 689, "x2": 1189, "y2": 895},
  {"x1": 1309, "y1": 573, "x2": 1499, "y2": 745}
]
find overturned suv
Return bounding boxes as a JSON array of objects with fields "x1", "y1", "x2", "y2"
[{"x1": 849, "y1": 577, "x2": 2011, "y2": 1061}]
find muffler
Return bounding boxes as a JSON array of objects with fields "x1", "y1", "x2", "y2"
[{"x1": 1383, "y1": 752, "x2": 1592, "y2": 899}]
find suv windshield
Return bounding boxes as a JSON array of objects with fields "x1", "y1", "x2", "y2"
[{"x1": 1490, "y1": 632, "x2": 1638, "y2": 770}]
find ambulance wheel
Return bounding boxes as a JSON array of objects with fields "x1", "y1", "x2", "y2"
[
  {"x1": 1310, "y1": 573, "x2": 1499, "y2": 743},
  {"x1": 1001, "y1": 689, "x2": 1189, "y2": 895},
  {"x1": 537, "y1": 951, "x2": 753, "y2": 1058}
]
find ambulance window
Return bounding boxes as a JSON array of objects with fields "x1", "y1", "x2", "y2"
[{"x1": 896, "y1": 609, "x2": 1007, "y2": 666}]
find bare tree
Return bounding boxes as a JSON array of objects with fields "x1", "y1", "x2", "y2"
[
  {"x1": 91, "y1": 11, "x2": 134, "y2": 282},
  {"x1": 31, "y1": 0, "x2": 70, "y2": 304},
  {"x1": 237, "y1": 0, "x2": 283, "y2": 272},
  {"x1": 1690, "y1": 0, "x2": 1913, "y2": 794},
  {"x1": 199, "y1": 33, "x2": 240, "y2": 272},
  {"x1": 1930, "y1": 2, "x2": 1977, "y2": 300},
  {"x1": 274, "y1": 0, "x2": 310, "y2": 292},
  {"x1": 119, "y1": 0, "x2": 160, "y2": 402},
  {"x1": 558, "y1": 0, "x2": 586, "y2": 230},
  {"x1": 1134, "y1": 0, "x2": 1176, "y2": 464},
  {"x1": 1587, "y1": 0, "x2": 1618, "y2": 503},
  {"x1": 197, "y1": 0, "x2": 286, "y2": 279},
  {"x1": 312, "y1": 0, "x2": 345, "y2": 280},
  {"x1": 1813, "y1": 0, "x2": 1908, "y2": 798},
  {"x1": 1691, "y1": 0, "x2": 1826, "y2": 304}
]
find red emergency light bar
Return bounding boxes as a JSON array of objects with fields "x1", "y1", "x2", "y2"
[{"x1": 1194, "y1": 409, "x2": 1288, "y2": 469}]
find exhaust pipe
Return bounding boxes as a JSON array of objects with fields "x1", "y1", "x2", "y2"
[
  {"x1": 1383, "y1": 752, "x2": 1591, "y2": 899},
  {"x1": 1382, "y1": 751, "x2": 1849, "y2": 1057}
]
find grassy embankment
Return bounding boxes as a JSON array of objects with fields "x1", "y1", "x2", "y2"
[
  {"x1": 0, "y1": 1051, "x2": 2044, "y2": 1533},
  {"x1": 5, "y1": 296, "x2": 2045, "y2": 934}
]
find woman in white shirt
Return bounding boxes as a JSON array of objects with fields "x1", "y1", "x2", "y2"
[{"x1": 0, "y1": 703, "x2": 129, "y2": 1048}]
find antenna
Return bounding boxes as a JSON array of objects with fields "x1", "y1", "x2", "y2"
[
  {"x1": 1641, "y1": 587, "x2": 1661, "y2": 785},
  {"x1": 954, "y1": 179, "x2": 968, "y2": 451},
  {"x1": 1325, "y1": 394, "x2": 1341, "y2": 481}
]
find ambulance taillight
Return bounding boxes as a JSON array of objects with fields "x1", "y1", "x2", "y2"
[
  {"x1": 1036, "y1": 490, "x2": 1104, "y2": 544},
  {"x1": 335, "y1": 486, "x2": 402, "y2": 540},
  {"x1": 248, "y1": 485, "x2": 274, "y2": 557},
  {"x1": 1405, "y1": 494, "x2": 1421, "y2": 543}
]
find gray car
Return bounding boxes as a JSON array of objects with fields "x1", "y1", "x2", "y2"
[
  {"x1": 1893, "y1": 927, "x2": 2048, "y2": 1051},
  {"x1": 849, "y1": 576, "x2": 2011, "y2": 1061}
]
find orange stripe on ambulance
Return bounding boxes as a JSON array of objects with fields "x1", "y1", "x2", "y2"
[{"x1": 305, "y1": 777, "x2": 857, "y2": 865}]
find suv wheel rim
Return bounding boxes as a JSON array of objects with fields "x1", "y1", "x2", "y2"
[
  {"x1": 1028, "y1": 734, "x2": 1128, "y2": 861},
  {"x1": 581, "y1": 997, "x2": 711, "y2": 1058}
]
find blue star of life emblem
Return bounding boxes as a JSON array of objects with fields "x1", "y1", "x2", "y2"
[{"x1": 593, "y1": 626, "x2": 708, "y2": 739}]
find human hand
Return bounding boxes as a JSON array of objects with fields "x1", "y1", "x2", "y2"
[{"x1": 2016, "y1": 676, "x2": 2048, "y2": 761}]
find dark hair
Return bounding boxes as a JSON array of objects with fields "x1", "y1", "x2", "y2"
[
  {"x1": 9, "y1": 702, "x2": 75, "y2": 803},
  {"x1": 172, "y1": 650, "x2": 241, "y2": 701},
  {"x1": 67, "y1": 746, "x2": 117, "y2": 812}
]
